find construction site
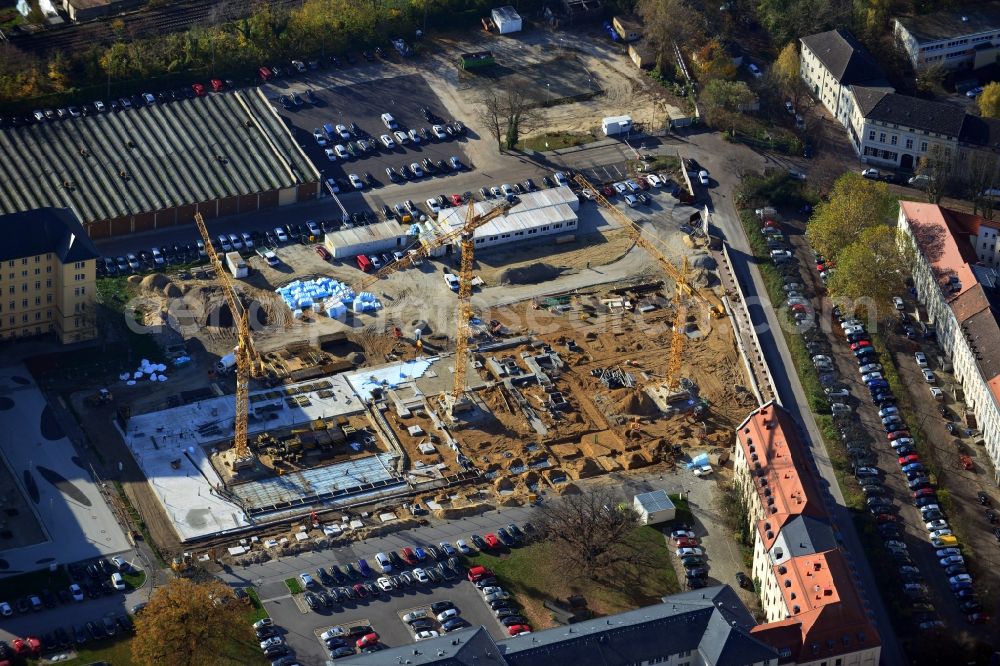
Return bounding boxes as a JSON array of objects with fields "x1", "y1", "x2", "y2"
[{"x1": 103, "y1": 176, "x2": 756, "y2": 553}]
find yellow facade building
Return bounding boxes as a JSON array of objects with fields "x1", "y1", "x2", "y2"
[{"x1": 0, "y1": 208, "x2": 99, "y2": 344}]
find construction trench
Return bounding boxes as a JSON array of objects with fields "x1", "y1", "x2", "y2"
[{"x1": 112, "y1": 269, "x2": 757, "y2": 564}]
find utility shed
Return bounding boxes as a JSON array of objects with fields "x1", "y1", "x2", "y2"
[
  {"x1": 323, "y1": 221, "x2": 414, "y2": 259},
  {"x1": 633, "y1": 489, "x2": 676, "y2": 525},
  {"x1": 491, "y1": 5, "x2": 523, "y2": 34},
  {"x1": 612, "y1": 15, "x2": 643, "y2": 42}
]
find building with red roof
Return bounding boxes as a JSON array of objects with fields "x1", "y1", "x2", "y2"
[
  {"x1": 898, "y1": 202, "x2": 1000, "y2": 483},
  {"x1": 733, "y1": 402, "x2": 881, "y2": 666}
]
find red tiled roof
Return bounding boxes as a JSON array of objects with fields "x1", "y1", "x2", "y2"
[
  {"x1": 737, "y1": 403, "x2": 881, "y2": 663},
  {"x1": 899, "y1": 201, "x2": 979, "y2": 300},
  {"x1": 735, "y1": 404, "x2": 826, "y2": 550}
]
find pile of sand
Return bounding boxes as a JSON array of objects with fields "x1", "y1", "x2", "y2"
[
  {"x1": 499, "y1": 263, "x2": 561, "y2": 285},
  {"x1": 612, "y1": 389, "x2": 660, "y2": 416},
  {"x1": 140, "y1": 273, "x2": 171, "y2": 293}
]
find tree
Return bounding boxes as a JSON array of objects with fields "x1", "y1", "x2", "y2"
[
  {"x1": 827, "y1": 226, "x2": 908, "y2": 322},
  {"x1": 537, "y1": 487, "x2": 652, "y2": 583},
  {"x1": 131, "y1": 578, "x2": 247, "y2": 666},
  {"x1": 637, "y1": 0, "x2": 700, "y2": 65},
  {"x1": 805, "y1": 172, "x2": 894, "y2": 259},
  {"x1": 916, "y1": 144, "x2": 957, "y2": 204},
  {"x1": 958, "y1": 151, "x2": 1000, "y2": 219},
  {"x1": 475, "y1": 86, "x2": 539, "y2": 153},
  {"x1": 772, "y1": 42, "x2": 800, "y2": 94},
  {"x1": 701, "y1": 79, "x2": 755, "y2": 125},
  {"x1": 476, "y1": 92, "x2": 507, "y2": 153},
  {"x1": 692, "y1": 39, "x2": 737, "y2": 81},
  {"x1": 979, "y1": 82, "x2": 1000, "y2": 119},
  {"x1": 503, "y1": 86, "x2": 538, "y2": 150}
]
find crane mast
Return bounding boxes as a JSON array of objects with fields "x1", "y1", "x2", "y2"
[
  {"x1": 573, "y1": 174, "x2": 722, "y2": 389},
  {"x1": 194, "y1": 212, "x2": 262, "y2": 470}
]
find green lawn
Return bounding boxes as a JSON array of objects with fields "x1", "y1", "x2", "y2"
[
  {"x1": 283, "y1": 578, "x2": 303, "y2": 595},
  {"x1": 124, "y1": 569, "x2": 147, "y2": 590},
  {"x1": 518, "y1": 131, "x2": 594, "y2": 152},
  {"x1": 52, "y1": 630, "x2": 269, "y2": 665},
  {"x1": 466, "y1": 526, "x2": 678, "y2": 629},
  {"x1": 57, "y1": 636, "x2": 135, "y2": 665},
  {"x1": 244, "y1": 587, "x2": 269, "y2": 623}
]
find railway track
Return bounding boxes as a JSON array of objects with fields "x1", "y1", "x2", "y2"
[{"x1": 4, "y1": 0, "x2": 300, "y2": 56}]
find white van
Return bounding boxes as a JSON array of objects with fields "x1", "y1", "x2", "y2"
[
  {"x1": 381, "y1": 112, "x2": 397, "y2": 129},
  {"x1": 375, "y1": 552, "x2": 392, "y2": 573}
]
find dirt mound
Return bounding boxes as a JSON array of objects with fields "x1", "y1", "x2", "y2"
[
  {"x1": 570, "y1": 457, "x2": 603, "y2": 479},
  {"x1": 612, "y1": 389, "x2": 660, "y2": 416},
  {"x1": 499, "y1": 263, "x2": 562, "y2": 285},
  {"x1": 556, "y1": 481, "x2": 581, "y2": 495},
  {"x1": 140, "y1": 273, "x2": 171, "y2": 293},
  {"x1": 127, "y1": 275, "x2": 142, "y2": 286},
  {"x1": 690, "y1": 254, "x2": 716, "y2": 270},
  {"x1": 163, "y1": 283, "x2": 183, "y2": 299}
]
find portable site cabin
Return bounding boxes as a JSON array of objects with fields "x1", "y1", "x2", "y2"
[
  {"x1": 633, "y1": 490, "x2": 676, "y2": 525},
  {"x1": 491, "y1": 5, "x2": 522, "y2": 34}
]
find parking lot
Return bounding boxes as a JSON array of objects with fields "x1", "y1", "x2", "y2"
[
  {"x1": 268, "y1": 74, "x2": 473, "y2": 191},
  {"x1": 765, "y1": 205, "x2": 999, "y2": 641}
]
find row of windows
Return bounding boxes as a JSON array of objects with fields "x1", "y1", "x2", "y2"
[
  {"x1": 0, "y1": 294, "x2": 54, "y2": 312},
  {"x1": 863, "y1": 146, "x2": 899, "y2": 161},
  {"x1": 867, "y1": 130, "x2": 929, "y2": 152},
  {"x1": 6, "y1": 310, "x2": 52, "y2": 325},
  {"x1": 3, "y1": 266, "x2": 53, "y2": 281},
  {"x1": 0, "y1": 323, "x2": 56, "y2": 338},
  {"x1": 6, "y1": 256, "x2": 48, "y2": 266},
  {"x1": 472, "y1": 222, "x2": 574, "y2": 245}
]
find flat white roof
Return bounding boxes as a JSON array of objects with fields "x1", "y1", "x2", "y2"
[
  {"x1": 436, "y1": 186, "x2": 578, "y2": 239},
  {"x1": 122, "y1": 374, "x2": 365, "y2": 541},
  {"x1": 492, "y1": 5, "x2": 521, "y2": 20},
  {"x1": 324, "y1": 221, "x2": 412, "y2": 248}
]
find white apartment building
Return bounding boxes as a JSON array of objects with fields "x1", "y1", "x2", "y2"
[
  {"x1": 845, "y1": 89, "x2": 964, "y2": 171},
  {"x1": 800, "y1": 28, "x2": 1000, "y2": 170},
  {"x1": 897, "y1": 201, "x2": 1000, "y2": 483},
  {"x1": 894, "y1": 2, "x2": 1000, "y2": 72},
  {"x1": 799, "y1": 29, "x2": 888, "y2": 126}
]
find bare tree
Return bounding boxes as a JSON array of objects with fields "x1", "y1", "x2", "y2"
[
  {"x1": 476, "y1": 91, "x2": 505, "y2": 153},
  {"x1": 638, "y1": 0, "x2": 700, "y2": 64},
  {"x1": 536, "y1": 486, "x2": 653, "y2": 583},
  {"x1": 476, "y1": 86, "x2": 541, "y2": 153},
  {"x1": 917, "y1": 144, "x2": 957, "y2": 204},
  {"x1": 959, "y1": 151, "x2": 1000, "y2": 219},
  {"x1": 503, "y1": 86, "x2": 539, "y2": 151}
]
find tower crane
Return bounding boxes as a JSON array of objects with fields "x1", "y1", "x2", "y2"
[
  {"x1": 574, "y1": 174, "x2": 722, "y2": 390},
  {"x1": 194, "y1": 212, "x2": 264, "y2": 471},
  {"x1": 349, "y1": 198, "x2": 512, "y2": 411}
]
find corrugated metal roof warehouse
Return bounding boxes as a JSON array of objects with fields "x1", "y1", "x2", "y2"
[{"x1": 0, "y1": 89, "x2": 320, "y2": 239}]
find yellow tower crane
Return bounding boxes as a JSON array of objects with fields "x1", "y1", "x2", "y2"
[
  {"x1": 574, "y1": 174, "x2": 723, "y2": 389},
  {"x1": 349, "y1": 198, "x2": 512, "y2": 410},
  {"x1": 194, "y1": 212, "x2": 264, "y2": 471}
]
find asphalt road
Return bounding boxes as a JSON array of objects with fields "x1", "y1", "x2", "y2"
[{"x1": 687, "y1": 131, "x2": 906, "y2": 665}]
